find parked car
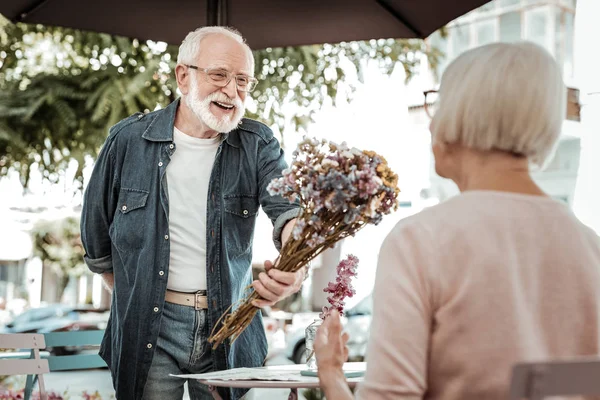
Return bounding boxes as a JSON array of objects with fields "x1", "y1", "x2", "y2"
[
  {"x1": 0, "y1": 304, "x2": 109, "y2": 355},
  {"x1": 284, "y1": 293, "x2": 373, "y2": 364}
]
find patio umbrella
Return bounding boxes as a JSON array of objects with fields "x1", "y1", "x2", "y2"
[{"x1": 2, "y1": 0, "x2": 491, "y2": 49}]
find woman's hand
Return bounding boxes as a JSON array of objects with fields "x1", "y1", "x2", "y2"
[
  {"x1": 314, "y1": 310, "x2": 354, "y2": 400},
  {"x1": 314, "y1": 310, "x2": 350, "y2": 374}
]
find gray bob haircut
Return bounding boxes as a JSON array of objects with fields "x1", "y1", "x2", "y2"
[
  {"x1": 431, "y1": 41, "x2": 566, "y2": 168},
  {"x1": 176, "y1": 26, "x2": 254, "y2": 72}
]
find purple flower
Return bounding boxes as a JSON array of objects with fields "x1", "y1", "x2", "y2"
[{"x1": 319, "y1": 255, "x2": 359, "y2": 319}]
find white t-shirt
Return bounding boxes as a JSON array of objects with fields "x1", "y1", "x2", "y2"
[{"x1": 166, "y1": 127, "x2": 219, "y2": 292}]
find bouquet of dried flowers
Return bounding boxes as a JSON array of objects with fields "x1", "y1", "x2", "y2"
[{"x1": 208, "y1": 137, "x2": 399, "y2": 348}]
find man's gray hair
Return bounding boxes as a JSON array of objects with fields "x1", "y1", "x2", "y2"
[
  {"x1": 177, "y1": 26, "x2": 254, "y2": 72},
  {"x1": 431, "y1": 41, "x2": 566, "y2": 169}
]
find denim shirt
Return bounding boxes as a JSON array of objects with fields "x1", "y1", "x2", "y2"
[{"x1": 80, "y1": 98, "x2": 300, "y2": 400}]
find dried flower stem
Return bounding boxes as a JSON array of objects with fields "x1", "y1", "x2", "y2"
[{"x1": 208, "y1": 213, "x2": 365, "y2": 348}]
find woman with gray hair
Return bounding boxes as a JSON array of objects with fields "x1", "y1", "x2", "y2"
[{"x1": 314, "y1": 42, "x2": 600, "y2": 400}]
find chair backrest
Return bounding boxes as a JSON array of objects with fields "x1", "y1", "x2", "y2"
[
  {"x1": 0, "y1": 333, "x2": 49, "y2": 400},
  {"x1": 509, "y1": 357, "x2": 600, "y2": 400},
  {"x1": 43, "y1": 330, "x2": 106, "y2": 371},
  {"x1": 0, "y1": 333, "x2": 49, "y2": 375}
]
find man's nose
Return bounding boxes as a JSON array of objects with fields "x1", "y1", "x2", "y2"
[{"x1": 221, "y1": 78, "x2": 238, "y2": 100}]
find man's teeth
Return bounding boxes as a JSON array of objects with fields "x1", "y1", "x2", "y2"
[{"x1": 215, "y1": 101, "x2": 234, "y2": 109}]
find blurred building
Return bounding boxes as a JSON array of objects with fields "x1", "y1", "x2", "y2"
[
  {"x1": 0, "y1": 225, "x2": 32, "y2": 303},
  {"x1": 406, "y1": 0, "x2": 581, "y2": 204}
]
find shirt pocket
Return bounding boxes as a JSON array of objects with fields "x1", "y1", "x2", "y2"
[
  {"x1": 111, "y1": 188, "x2": 150, "y2": 251},
  {"x1": 223, "y1": 194, "x2": 259, "y2": 255}
]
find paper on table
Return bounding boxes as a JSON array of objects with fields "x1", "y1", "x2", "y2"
[
  {"x1": 172, "y1": 368, "x2": 319, "y2": 382},
  {"x1": 172, "y1": 362, "x2": 366, "y2": 382}
]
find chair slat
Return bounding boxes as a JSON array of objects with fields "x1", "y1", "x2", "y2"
[
  {"x1": 0, "y1": 359, "x2": 49, "y2": 375},
  {"x1": 510, "y1": 357, "x2": 600, "y2": 399},
  {"x1": 0, "y1": 334, "x2": 46, "y2": 350},
  {"x1": 43, "y1": 330, "x2": 105, "y2": 347},
  {"x1": 47, "y1": 354, "x2": 106, "y2": 371}
]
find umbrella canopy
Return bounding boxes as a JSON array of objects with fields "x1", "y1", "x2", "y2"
[{"x1": 3, "y1": 0, "x2": 491, "y2": 49}]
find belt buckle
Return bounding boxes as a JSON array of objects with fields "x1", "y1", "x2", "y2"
[{"x1": 194, "y1": 291, "x2": 204, "y2": 311}]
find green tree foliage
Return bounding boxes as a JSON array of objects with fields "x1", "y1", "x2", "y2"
[
  {"x1": 0, "y1": 17, "x2": 444, "y2": 188},
  {"x1": 31, "y1": 216, "x2": 86, "y2": 302}
]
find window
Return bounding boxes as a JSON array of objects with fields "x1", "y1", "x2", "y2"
[
  {"x1": 476, "y1": 20, "x2": 497, "y2": 46},
  {"x1": 564, "y1": 12, "x2": 574, "y2": 78},
  {"x1": 525, "y1": 7, "x2": 550, "y2": 50},
  {"x1": 479, "y1": 2, "x2": 496, "y2": 12},
  {"x1": 555, "y1": 9, "x2": 564, "y2": 68},
  {"x1": 428, "y1": 30, "x2": 448, "y2": 80},
  {"x1": 451, "y1": 24, "x2": 470, "y2": 58},
  {"x1": 499, "y1": 0, "x2": 520, "y2": 7},
  {"x1": 560, "y1": 0, "x2": 576, "y2": 8},
  {"x1": 500, "y1": 11, "x2": 522, "y2": 42}
]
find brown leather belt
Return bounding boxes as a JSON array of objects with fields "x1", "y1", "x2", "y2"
[{"x1": 165, "y1": 289, "x2": 208, "y2": 310}]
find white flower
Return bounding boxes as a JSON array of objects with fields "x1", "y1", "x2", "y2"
[
  {"x1": 322, "y1": 159, "x2": 339, "y2": 168},
  {"x1": 351, "y1": 147, "x2": 363, "y2": 156},
  {"x1": 341, "y1": 150, "x2": 354, "y2": 159}
]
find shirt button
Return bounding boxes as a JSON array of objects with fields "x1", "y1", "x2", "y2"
[
  {"x1": 164, "y1": 235, "x2": 169, "y2": 240},
  {"x1": 169, "y1": 144, "x2": 174, "y2": 149},
  {"x1": 153, "y1": 307, "x2": 159, "y2": 312},
  {"x1": 147, "y1": 343, "x2": 152, "y2": 349},
  {"x1": 159, "y1": 271, "x2": 164, "y2": 276},
  {"x1": 212, "y1": 299, "x2": 217, "y2": 308},
  {"x1": 211, "y1": 230, "x2": 215, "y2": 237},
  {"x1": 243, "y1": 210, "x2": 248, "y2": 215},
  {"x1": 210, "y1": 264, "x2": 214, "y2": 273},
  {"x1": 158, "y1": 161, "x2": 163, "y2": 167},
  {"x1": 122, "y1": 205, "x2": 127, "y2": 211}
]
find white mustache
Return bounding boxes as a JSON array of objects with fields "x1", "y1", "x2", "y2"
[{"x1": 204, "y1": 92, "x2": 244, "y2": 109}]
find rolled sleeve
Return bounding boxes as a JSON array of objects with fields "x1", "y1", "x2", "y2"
[
  {"x1": 257, "y1": 134, "x2": 301, "y2": 251},
  {"x1": 84, "y1": 254, "x2": 113, "y2": 274},
  {"x1": 272, "y1": 208, "x2": 302, "y2": 251},
  {"x1": 80, "y1": 133, "x2": 119, "y2": 275}
]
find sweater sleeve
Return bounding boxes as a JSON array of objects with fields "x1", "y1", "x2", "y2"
[{"x1": 356, "y1": 222, "x2": 436, "y2": 400}]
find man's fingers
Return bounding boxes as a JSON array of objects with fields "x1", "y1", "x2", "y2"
[
  {"x1": 267, "y1": 268, "x2": 296, "y2": 285},
  {"x1": 258, "y1": 272, "x2": 285, "y2": 296},
  {"x1": 252, "y1": 280, "x2": 279, "y2": 302},
  {"x1": 263, "y1": 259, "x2": 274, "y2": 270}
]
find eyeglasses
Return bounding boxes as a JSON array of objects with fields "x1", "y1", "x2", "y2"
[
  {"x1": 186, "y1": 65, "x2": 258, "y2": 93},
  {"x1": 423, "y1": 90, "x2": 439, "y2": 119}
]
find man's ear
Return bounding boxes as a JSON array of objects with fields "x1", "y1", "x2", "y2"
[{"x1": 175, "y1": 64, "x2": 190, "y2": 95}]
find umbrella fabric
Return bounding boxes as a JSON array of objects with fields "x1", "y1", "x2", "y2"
[{"x1": 3, "y1": 0, "x2": 491, "y2": 49}]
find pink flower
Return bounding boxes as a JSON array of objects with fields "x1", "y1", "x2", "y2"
[{"x1": 319, "y1": 254, "x2": 359, "y2": 319}]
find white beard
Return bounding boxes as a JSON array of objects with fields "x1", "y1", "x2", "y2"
[{"x1": 186, "y1": 75, "x2": 246, "y2": 133}]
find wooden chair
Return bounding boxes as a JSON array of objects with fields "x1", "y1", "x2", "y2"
[
  {"x1": 24, "y1": 330, "x2": 106, "y2": 399},
  {"x1": 509, "y1": 357, "x2": 600, "y2": 400},
  {"x1": 0, "y1": 333, "x2": 49, "y2": 400}
]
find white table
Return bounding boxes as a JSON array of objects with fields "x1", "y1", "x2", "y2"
[{"x1": 176, "y1": 362, "x2": 365, "y2": 400}]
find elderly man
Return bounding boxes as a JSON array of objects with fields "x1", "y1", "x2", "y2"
[{"x1": 81, "y1": 26, "x2": 302, "y2": 400}]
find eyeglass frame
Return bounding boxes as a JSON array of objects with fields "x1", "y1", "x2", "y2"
[
  {"x1": 185, "y1": 65, "x2": 258, "y2": 93},
  {"x1": 423, "y1": 90, "x2": 438, "y2": 119}
]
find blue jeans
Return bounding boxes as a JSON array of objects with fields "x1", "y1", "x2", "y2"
[{"x1": 142, "y1": 301, "x2": 214, "y2": 400}]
